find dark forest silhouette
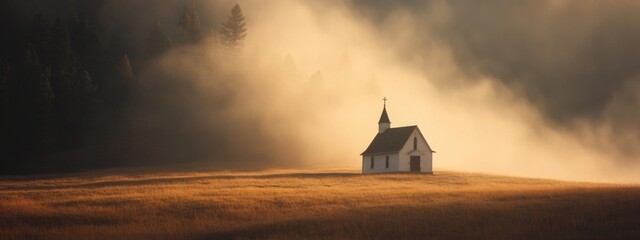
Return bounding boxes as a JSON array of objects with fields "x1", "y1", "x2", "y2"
[{"x1": 0, "y1": 1, "x2": 247, "y2": 173}]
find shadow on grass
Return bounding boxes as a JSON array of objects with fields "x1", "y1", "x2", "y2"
[
  {"x1": 197, "y1": 191, "x2": 640, "y2": 240},
  {"x1": 0, "y1": 173, "x2": 363, "y2": 191}
]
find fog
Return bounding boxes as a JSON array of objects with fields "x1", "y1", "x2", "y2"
[{"x1": 99, "y1": 0, "x2": 640, "y2": 182}]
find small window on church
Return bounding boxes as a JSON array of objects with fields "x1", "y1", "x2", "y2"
[
  {"x1": 385, "y1": 156, "x2": 389, "y2": 168},
  {"x1": 370, "y1": 156, "x2": 374, "y2": 169},
  {"x1": 413, "y1": 137, "x2": 417, "y2": 150}
]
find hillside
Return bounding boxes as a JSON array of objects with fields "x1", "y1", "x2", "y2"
[{"x1": 1, "y1": 169, "x2": 639, "y2": 239}]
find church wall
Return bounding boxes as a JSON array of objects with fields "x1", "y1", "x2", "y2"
[{"x1": 361, "y1": 153, "x2": 399, "y2": 174}]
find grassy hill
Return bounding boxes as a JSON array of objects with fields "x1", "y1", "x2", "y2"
[{"x1": 1, "y1": 169, "x2": 639, "y2": 239}]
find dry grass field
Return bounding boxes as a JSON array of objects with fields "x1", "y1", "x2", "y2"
[{"x1": 1, "y1": 168, "x2": 640, "y2": 239}]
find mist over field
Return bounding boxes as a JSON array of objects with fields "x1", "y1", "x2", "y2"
[{"x1": 1, "y1": 0, "x2": 640, "y2": 182}]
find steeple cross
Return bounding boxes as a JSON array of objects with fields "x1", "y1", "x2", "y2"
[{"x1": 383, "y1": 97, "x2": 387, "y2": 107}]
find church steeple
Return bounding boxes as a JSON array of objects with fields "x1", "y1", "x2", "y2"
[
  {"x1": 378, "y1": 105, "x2": 390, "y2": 124},
  {"x1": 378, "y1": 97, "x2": 391, "y2": 133}
]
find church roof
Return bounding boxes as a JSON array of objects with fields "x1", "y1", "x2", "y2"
[
  {"x1": 361, "y1": 126, "x2": 418, "y2": 155},
  {"x1": 378, "y1": 106, "x2": 390, "y2": 123}
]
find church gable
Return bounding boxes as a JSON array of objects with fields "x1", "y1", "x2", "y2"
[{"x1": 400, "y1": 127, "x2": 433, "y2": 155}]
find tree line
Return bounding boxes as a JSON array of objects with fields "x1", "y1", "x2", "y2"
[{"x1": 0, "y1": 2, "x2": 247, "y2": 171}]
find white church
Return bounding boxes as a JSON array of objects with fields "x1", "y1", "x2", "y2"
[{"x1": 361, "y1": 99, "x2": 435, "y2": 174}]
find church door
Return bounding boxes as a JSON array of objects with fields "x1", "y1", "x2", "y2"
[{"x1": 410, "y1": 156, "x2": 421, "y2": 172}]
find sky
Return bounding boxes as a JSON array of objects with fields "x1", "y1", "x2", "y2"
[
  {"x1": 190, "y1": 0, "x2": 638, "y2": 182},
  {"x1": 5, "y1": 0, "x2": 640, "y2": 182}
]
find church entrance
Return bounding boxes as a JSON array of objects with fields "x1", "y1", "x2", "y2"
[{"x1": 410, "y1": 156, "x2": 421, "y2": 172}]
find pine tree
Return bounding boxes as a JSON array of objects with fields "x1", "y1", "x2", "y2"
[
  {"x1": 115, "y1": 55, "x2": 135, "y2": 146},
  {"x1": 50, "y1": 63, "x2": 77, "y2": 149},
  {"x1": 148, "y1": 20, "x2": 172, "y2": 57},
  {"x1": 116, "y1": 55, "x2": 135, "y2": 89},
  {"x1": 73, "y1": 70, "x2": 96, "y2": 146},
  {"x1": 0, "y1": 63, "x2": 9, "y2": 103},
  {"x1": 69, "y1": 14, "x2": 101, "y2": 71},
  {"x1": 18, "y1": 47, "x2": 42, "y2": 97},
  {"x1": 37, "y1": 67, "x2": 55, "y2": 152},
  {"x1": 0, "y1": 63, "x2": 11, "y2": 158},
  {"x1": 48, "y1": 17, "x2": 73, "y2": 66},
  {"x1": 26, "y1": 13, "x2": 49, "y2": 62},
  {"x1": 219, "y1": 4, "x2": 247, "y2": 49},
  {"x1": 38, "y1": 67, "x2": 55, "y2": 115},
  {"x1": 175, "y1": 2, "x2": 202, "y2": 45},
  {"x1": 15, "y1": 47, "x2": 53, "y2": 153},
  {"x1": 78, "y1": 70, "x2": 96, "y2": 97},
  {"x1": 110, "y1": 54, "x2": 135, "y2": 112},
  {"x1": 309, "y1": 70, "x2": 324, "y2": 88},
  {"x1": 204, "y1": 27, "x2": 217, "y2": 47}
]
